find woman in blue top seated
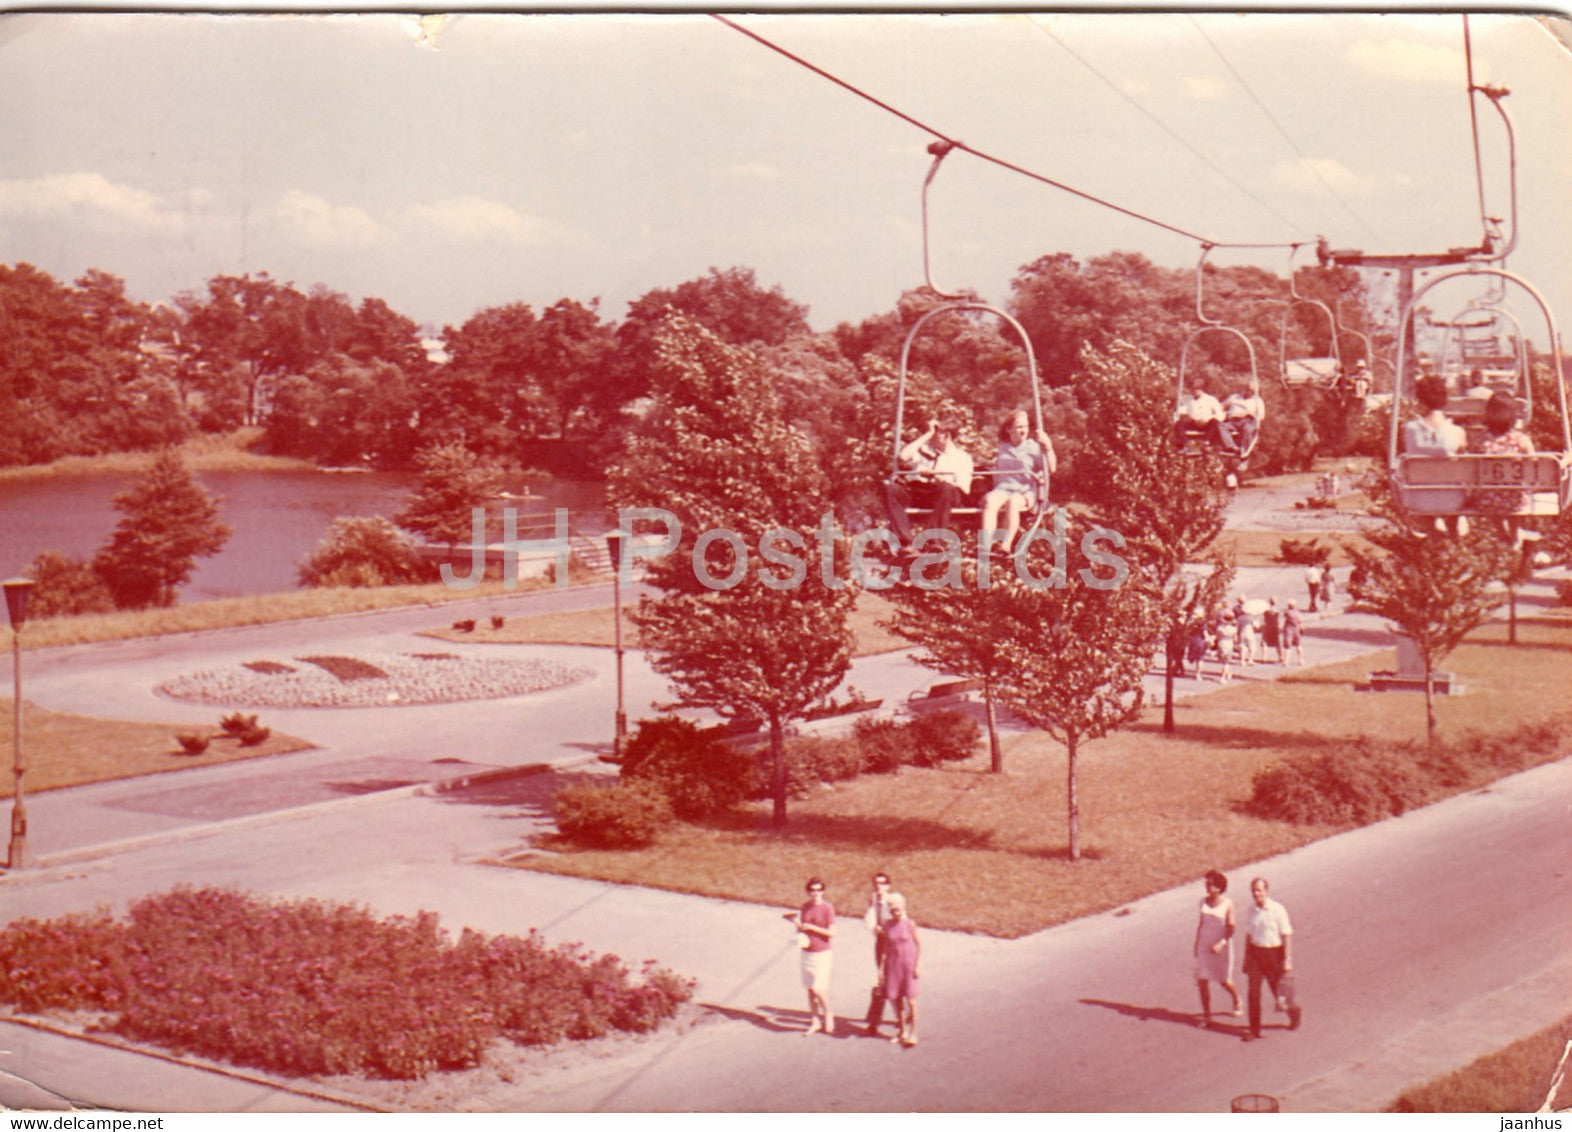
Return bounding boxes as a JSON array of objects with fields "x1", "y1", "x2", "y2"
[{"x1": 981, "y1": 410, "x2": 1057, "y2": 557}]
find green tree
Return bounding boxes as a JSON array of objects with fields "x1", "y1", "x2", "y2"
[
  {"x1": 394, "y1": 442, "x2": 505, "y2": 550},
  {"x1": 298, "y1": 517, "x2": 430, "y2": 589},
  {"x1": 1346, "y1": 481, "x2": 1516, "y2": 741},
  {"x1": 1073, "y1": 340, "x2": 1235, "y2": 732},
  {"x1": 610, "y1": 316, "x2": 854, "y2": 826},
  {"x1": 23, "y1": 550, "x2": 116, "y2": 620},
  {"x1": 991, "y1": 521, "x2": 1164, "y2": 861},
  {"x1": 92, "y1": 451, "x2": 231, "y2": 608}
]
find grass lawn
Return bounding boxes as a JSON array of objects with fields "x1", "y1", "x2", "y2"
[
  {"x1": 1388, "y1": 1013, "x2": 1572, "y2": 1111},
  {"x1": 422, "y1": 592, "x2": 910, "y2": 658},
  {"x1": 505, "y1": 615, "x2": 1572, "y2": 939},
  {"x1": 15, "y1": 577, "x2": 581, "y2": 652},
  {"x1": 0, "y1": 698, "x2": 312, "y2": 798}
]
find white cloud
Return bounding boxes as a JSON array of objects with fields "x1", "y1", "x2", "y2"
[
  {"x1": 0, "y1": 172, "x2": 184, "y2": 234},
  {"x1": 1181, "y1": 75, "x2": 1230, "y2": 100},
  {"x1": 1346, "y1": 36, "x2": 1464, "y2": 84},
  {"x1": 269, "y1": 190, "x2": 384, "y2": 246},
  {"x1": 725, "y1": 163, "x2": 783, "y2": 182},
  {"x1": 399, "y1": 195, "x2": 554, "y2": 245},
  {"x1": 1268, "y1": 157, "x2": 1381, "y2": 198}
]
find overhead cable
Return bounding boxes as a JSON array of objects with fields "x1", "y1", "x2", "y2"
[
  {"x1": 1185, "y1": 15, "x2": 1384, "y2": 245},
  {"x1": 711, "y1": 14, "x2": 1296, "y2": 252},
  {"x1": 1030, "y1": 17, "x2": 1310, "y2": 236}
]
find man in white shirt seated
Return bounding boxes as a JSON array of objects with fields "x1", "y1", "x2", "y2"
[
  {"x1": 1173, "y1": 376, "x2": 1226, "y2": 451},
  {"x1": 1219, "y1": 378, "x2": 1265, "y2": 457},
  {"x1": 885, "y1": 416, "x2": 974, "y2": 556}
]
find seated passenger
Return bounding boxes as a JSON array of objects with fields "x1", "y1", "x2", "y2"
[
  {"x1": 1219, "y1": 379, "x2": 1265, "y2": 459},
  {"x1": 1402, "y1": 374, "x2": 1467, "y2": 457},
  {"x1": 1174, "y1": 376, "x2": 1225, "y2": 451},
  {"x1": 1463, "y1": 368, "x2": 1492, "y2": 400},
  {"x1": 981, "y1": 410, "x2": 1056, "y2": 556},
  {"x1": 1470, "y1": 391, "x2": 1535, "y2": 518},
  {"x1": 1349, "y1": 361, "x2": 1372, "y2": 400},
  {"x1": 1402, "y1": 374, "x2": 1467, "y2": 525},
  {"x1": 885, "y1": 415, "x2": 974, "y2": 556}
]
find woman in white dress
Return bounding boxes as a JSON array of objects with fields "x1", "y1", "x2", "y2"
[{"x1": 1193, "y1": 870, "x2": 1242, "y2": 1027}]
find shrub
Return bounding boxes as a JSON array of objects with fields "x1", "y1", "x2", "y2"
[
  {"x1": 554, "y1": 779, "x2": 674, "y2": 848},
  {"x1": 620, "y1": 717, "x2": 752, "y2": 819},
  {"x1": 1248, "y1": 720, "x2": 1572, "y2": 826},
  {"x1": 851, "y1": 716, "x2": 907, "y2": 774},
  {"x1": 0, "y1": 887, "x2": 692, "y2": 1081},
  {"x1": 219, "y1": 712, "x2": 258, "y2": 736},
  {"x1": 0, "y1": 909, "x2": 126, "y2": 1012},
  {"x1": 175, "y1": 733, "x2": 210, "y2": 755},
  {"x1": 1275, "y1": 537, "x2": 1333, "y2": 566},
  {"x1": 452, "y1": 619, "x2": 476, "y2": 633},
  {"x1": 22, "y1": 550, "x2": 116, "y2": 620},
  {"x1": 237, "y1": 725, "x2": 271, "y2": 747},
  {"x1": 1249, "y1": 738, "x2": 1430, "y2": 824},
  {"x1": 1555, "y1": 578, "x2": 1572, "y2": 607},
  {"x1": 490, "y1": 615, "x2": 506, "y2": 629},
  {"x1": 297, "y1": 516, "x2": 430, "y2": 589},
  {"x1": 905, "y1": 709, "x2": 981, "y2": 767}
]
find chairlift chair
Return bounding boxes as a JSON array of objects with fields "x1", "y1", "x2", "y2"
[
  {"x1": 1434, "y1": 304, "x2": 1532, "y2": 429},
  {"x1": 1389, "y1": 267, "x2": 1572, "y2": 520},
  {"x1": 886, "y1": 139, "x2": 1051, "y2": 541},
  {"x1": 1278, "y1": 245, "x2": 1344, "y2": 389},
  {"x1": 1176, "y1": 245, "x2": 1262, "y2": 465}
]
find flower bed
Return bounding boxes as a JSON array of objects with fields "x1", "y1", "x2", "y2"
[
  {"x1": 0, "y1": 887, "x2": 693, "y2": 1081},
  {"x1": 157, "y1": 652, "x2": 592, "y2": 708}
]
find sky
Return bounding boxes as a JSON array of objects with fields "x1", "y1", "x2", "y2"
[{"x1": 1, "y1": 10, "x2": 1569, "y2": 345}]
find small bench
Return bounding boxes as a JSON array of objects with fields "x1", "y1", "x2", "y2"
[{"x1": 908, "y1": 677, "x2": 983, "y2": 704}]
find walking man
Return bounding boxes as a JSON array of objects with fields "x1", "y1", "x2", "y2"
[{"x1": 1242, "y1": 876, "x2": 1301, "y2": 1042}]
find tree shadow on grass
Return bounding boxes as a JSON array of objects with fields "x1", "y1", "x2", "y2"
[
  {"x1": 1126, "y1": 719, "x2": 1347, "y2": 753},
  {"x1": 1080, "y1": 998, "x2": 1244, "y2": 1038},
  {"x1": 699, "y1": 810, "x2": 999, "y2": 854}
]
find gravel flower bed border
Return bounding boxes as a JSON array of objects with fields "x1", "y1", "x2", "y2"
[{"x1": 157, "y1": 651, "x2": 593, "y2": 709}]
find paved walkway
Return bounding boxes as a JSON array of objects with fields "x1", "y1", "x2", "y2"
[{"x1": 0, "y1": 488, "x2": 1566, "y2": 1112}]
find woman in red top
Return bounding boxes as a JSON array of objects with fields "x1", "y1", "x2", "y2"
[{"x1": 786, "y1": 877, "x2": 836, "y2": 1035}]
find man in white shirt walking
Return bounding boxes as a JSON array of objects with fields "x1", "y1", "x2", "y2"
[{"x1": 1242, "y1": 876, "x2": 1301, "y2": 1041}]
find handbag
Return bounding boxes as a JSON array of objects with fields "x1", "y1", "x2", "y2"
[{"x1": 796, "y1": 932, "x2": 812, "y2": 950}]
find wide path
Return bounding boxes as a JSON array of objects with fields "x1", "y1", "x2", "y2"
[{"x1": 0, "y1": 487, "x2": 1566, "y2": 1112}]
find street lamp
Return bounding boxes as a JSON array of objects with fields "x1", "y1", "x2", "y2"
[
  {"x1": 604, "y1": 531, "x2": 628, "y2": 760},
  {"x1": 4, "y1": 578, "x2": 36, "y2": 869}
]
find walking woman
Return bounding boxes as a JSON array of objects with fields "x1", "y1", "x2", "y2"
[
  {"x1": 785, "y1": 877, "x2": 836, "y2": 1035},
  {"x1": 1193, "y1": 870, "x2": 1242, "y2": 1027},
  {"x1": 882, "y1": 893, "x2": 921, "y2": 1046}
]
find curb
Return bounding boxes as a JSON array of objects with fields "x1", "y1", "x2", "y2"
[
  {"x1": 4, "y1": 756, "x2": 601, "y2": 877},
  {"x1": 0, "y1": 1016, "x2": 383, "y2": 1113}
]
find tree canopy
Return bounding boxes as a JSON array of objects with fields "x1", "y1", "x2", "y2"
[{"x1": 610, "y1": 315, "x2": 855, "y2": 826}]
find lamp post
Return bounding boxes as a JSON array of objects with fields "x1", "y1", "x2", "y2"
[
  {"x1": 4, "y1": 578, "x2": 36, "y2": 869},
  {"x1": 604, "y1": 531, "x2": 628, "y2": 760}
]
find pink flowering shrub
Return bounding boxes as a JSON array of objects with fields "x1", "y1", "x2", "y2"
[{"x1": 0, "y1": 887, "x2": 693, "y2": 1081}]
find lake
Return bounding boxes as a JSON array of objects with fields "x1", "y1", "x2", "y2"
[{"x1": 0, "y1": 468, "x2": 608, "y2": 603}]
